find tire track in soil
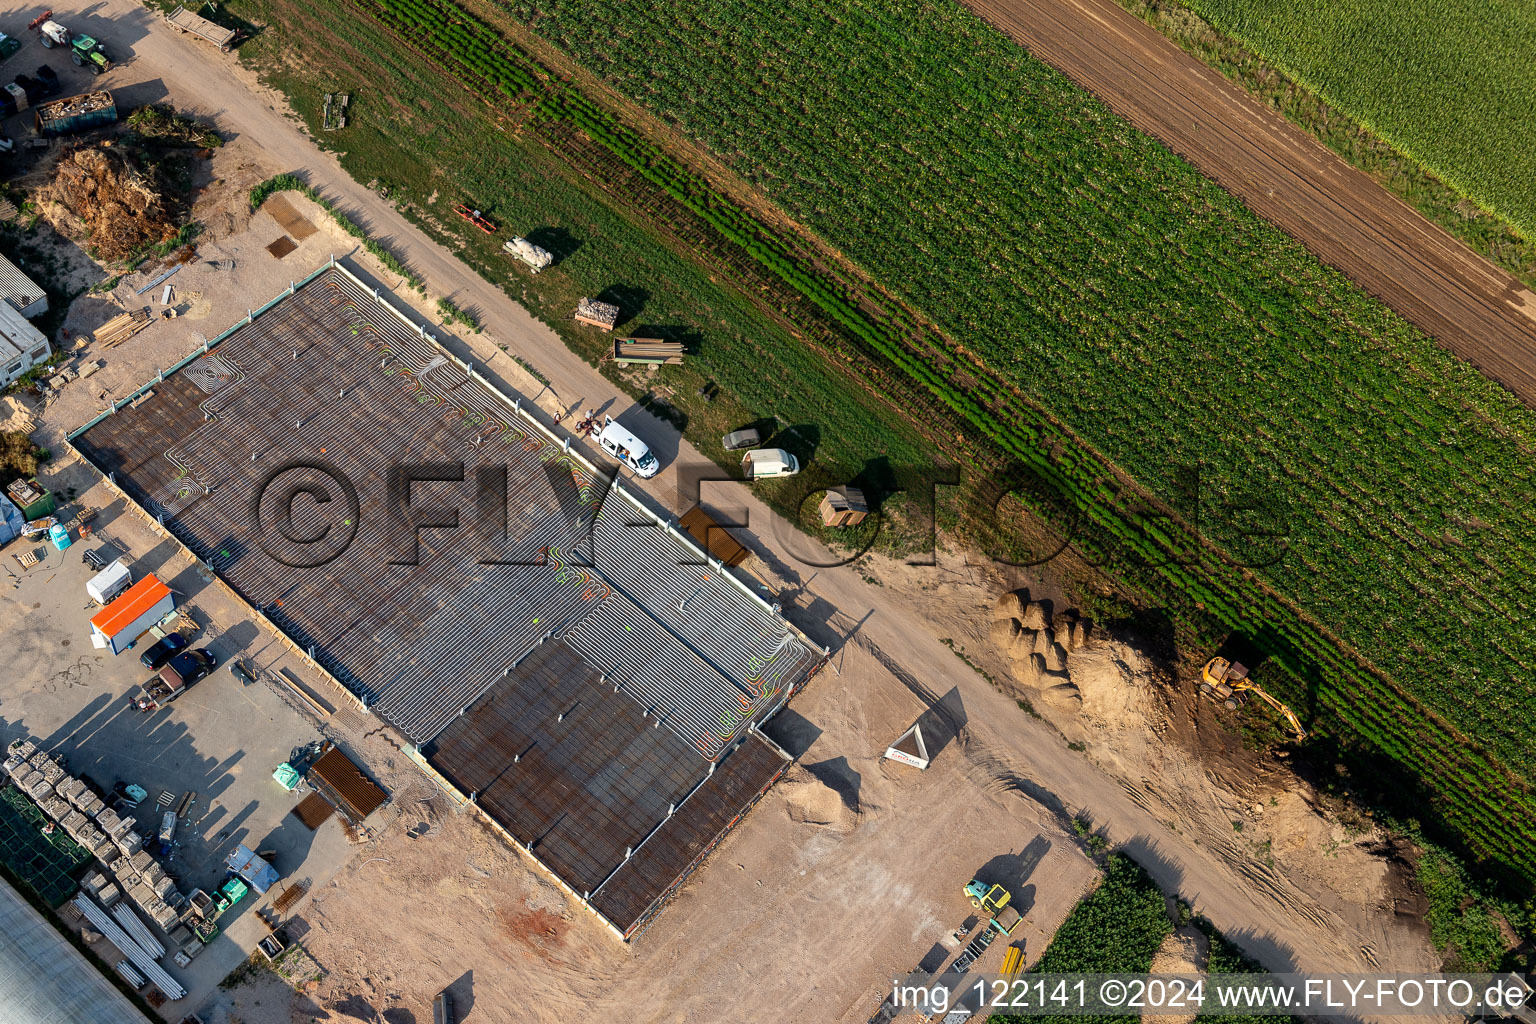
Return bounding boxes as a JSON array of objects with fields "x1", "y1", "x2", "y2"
[{"x1": 960, "y1": 0, "x2": 1536, "y2": 404}]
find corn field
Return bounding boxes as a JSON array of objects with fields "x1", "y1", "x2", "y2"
[{"x1": 1176, "y1": 0, "x2": 1536, "y2": 237}]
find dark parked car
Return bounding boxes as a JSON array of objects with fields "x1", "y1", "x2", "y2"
[
  {"x1": 139, "y1": 632, "x2": 189, "y2": 670},
  {"x1": 34, "y1": 66, "x2": 60, "y2": 97},
  {"x1": 161, "y1": 649, "x2": 217, "y2": 689},
  {"x1": 721, "y1": 427, "x2": 762, "y2": 451}
]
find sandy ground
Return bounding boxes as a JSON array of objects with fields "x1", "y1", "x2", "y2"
[
  {"x1": 0, "y1": 5, "x2": 1447, "y2": 1021},
  {"x1": 187, "y1": 546, "x2": 1433, "y2": 1024}
]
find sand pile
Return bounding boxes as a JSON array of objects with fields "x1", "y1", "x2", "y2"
[
  {"x1": 1145, "y1": 927, "x2": 1209, "y2": 1024},
  {"x1": 989, "y1": 589, "x2": 1093, "y2": 708},
  {"x1": 779, "y1": 765, "x2": 858, "y2": 832},
  {"x1": 39, "y1": 146, "x2": 177, "y2": 263},
  {"x1": 1068, "y1": 644, "x2": 1155, "y2": 731},
  {"x1": 0, "y1": 397, "x2": 36, "y2": 435}
]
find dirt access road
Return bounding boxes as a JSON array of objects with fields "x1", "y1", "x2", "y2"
[
  {"x1": 961, "y1": 0, "x2": 1536, "y2": 402},
  {"x1": 46, "y1": 0, "x2": 1431, "y2": 1009}
]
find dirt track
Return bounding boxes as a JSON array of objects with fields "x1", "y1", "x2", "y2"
[{"x1": 961, "y1": 0, "x2": 1536, "y2": 402}]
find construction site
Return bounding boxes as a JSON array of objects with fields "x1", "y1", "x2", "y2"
[
  {"x1": 69, "y1": 258, "x2": 827, "y2": 940},
  {"x1": 0, "y1": 0, "x2": 1483, "y2": 1017}
]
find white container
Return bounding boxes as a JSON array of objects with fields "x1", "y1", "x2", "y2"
[{"x1": 86, "y1": 559, "x2": 131, "y2": 605}]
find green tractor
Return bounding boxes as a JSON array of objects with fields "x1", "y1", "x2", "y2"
[
  {"x1": 40, "y1": 21, "x2": 113, "y2": 75},
  {"x1": 69, "y1": 35, "x2": 113, "y2": 75}
]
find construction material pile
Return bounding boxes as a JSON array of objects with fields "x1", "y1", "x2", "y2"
[
  {"x1": 39, "y1": 145, "x2": 177, "y2": 263},
  {"x1": 614, "y1": 337, "x2": 684, "y2": 364},
  {"x1": 575, "y1": 296, "x2": 620, "y2": 330},
  {"x1": 991, "y1": 589, "x2": 1094, "y2": 709}
]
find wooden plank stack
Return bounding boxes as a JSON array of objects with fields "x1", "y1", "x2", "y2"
[
  {"x1": 93, "y1": 307, "x2": 154, "y2": 348},
  {"x1": 613, "y1": 337, "x2": 684, "y2": 365}
]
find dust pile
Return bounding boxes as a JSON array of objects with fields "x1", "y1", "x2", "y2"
[
  {"x1": 1145, "y1": 927, "x2": 1209, "y2": 1024},
  {"x1": 39, "y1": 146, "x2": 177, "y2": 262},
  {"x1": 779, "y1": 764, "x2": 859, "y2": 832},
  {"x1": 0, "y1": 397, "x2": 36, "y2": 435},
  {"x1": 989, "y1": 589, "x2": 1094, "y2": 708}
]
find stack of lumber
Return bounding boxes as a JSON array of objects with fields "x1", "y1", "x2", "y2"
[
  {"x1": 613, "y1": 337, "x2": 684, "y2": 365},
  {"x1": 94, "y1": 307, "x2": 154, "y2": 348}
]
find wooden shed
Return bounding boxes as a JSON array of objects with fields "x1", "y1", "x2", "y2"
[{"x1": 818, "y1": 486, "x2": 868, "y2": 527}]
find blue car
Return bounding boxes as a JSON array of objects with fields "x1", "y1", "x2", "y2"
[{"x1": 139, "y1": 633, "x2": 189, "y2": 670}]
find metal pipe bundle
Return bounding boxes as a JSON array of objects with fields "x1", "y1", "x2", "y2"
[
  {"x1": 110, "y1": 901, "x2": 166, "y2": 958},
  {"x1": 71, "y1": 894, "x2": 185, "y2": 999}
]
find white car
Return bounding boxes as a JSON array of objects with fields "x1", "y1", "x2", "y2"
[
  {"x1": 741, "y1": 448, "x2": 799, "y2": 480},
  {"x1": 595, "y1": 416, "x2": 660, "y2": 478}
]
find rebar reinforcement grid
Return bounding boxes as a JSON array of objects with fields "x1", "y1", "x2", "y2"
[
  {"x1": 72, "y1": 264, "x2": 820, "y2": 753},
  {"x1": 70, "y1": 261, "x2": 825, "y2": 938}
]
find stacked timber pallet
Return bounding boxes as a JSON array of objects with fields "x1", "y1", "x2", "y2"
[
  {"x1": 93, "y1": 307, "x2": 154, "y2": 348},
  {"x1": 613, "y1": 337, "x2": 684, "y2": 365}
]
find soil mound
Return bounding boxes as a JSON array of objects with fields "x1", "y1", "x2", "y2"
[{"x1": 0, "y1": 397, "x2": 36, "y2": 435}]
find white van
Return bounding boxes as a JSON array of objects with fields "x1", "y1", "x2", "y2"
[
  {"x1": 741, "y1": 448, "x2": 799, "y2": 480},
  {"x1": 595, "y1": 415, "x2": 660, "y2": 478}
]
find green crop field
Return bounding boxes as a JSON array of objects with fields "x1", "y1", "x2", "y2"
[
  {"x1": 996, "y1": 854, "x2": 1170, "y2": 1024},
  {"x1": 1167, "y1": 0, "x2": 1536, "y2": 237},
  {"x1": 224, "y1": 0, "x2": 1536, "y2": 890},
  {"x1": 994, "y1": 854, "x2": 1305, "y2": 1024},
  {"x1": 485, "y1": 0, "x2": 1536, "y2": 882}
]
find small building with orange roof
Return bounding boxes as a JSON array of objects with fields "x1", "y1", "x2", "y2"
[{"x1": 89, "y1": 575, "x2": 174, "y2": 655}]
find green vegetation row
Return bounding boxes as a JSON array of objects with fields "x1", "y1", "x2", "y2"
[
  {"x1": 1029, "y1": 854, "x2": 1172, "y2": 980},
  {"x1": 1419, "y1": 843, "x2": 1517, "y2": 972},
  {"x1": 471, "y1": 0, "x2": 1536, "y2": 883},
  {"x1": 232, "y1": 0, "x2": 934, "y2": 499},
  {"x1": 1171, "y1": 0, "x2": 1536, "y2": 237},
  {"x1": 1004, "y1": 854, "x2": 1169, "y2": 1024},
  {"x1": 995, "y1": 852, "x2": 1306, "y2": 1024}
]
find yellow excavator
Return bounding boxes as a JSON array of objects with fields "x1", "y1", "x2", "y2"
[{"x1": 1199, "y1": 657, "x2": 1307, "y2": 741}]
